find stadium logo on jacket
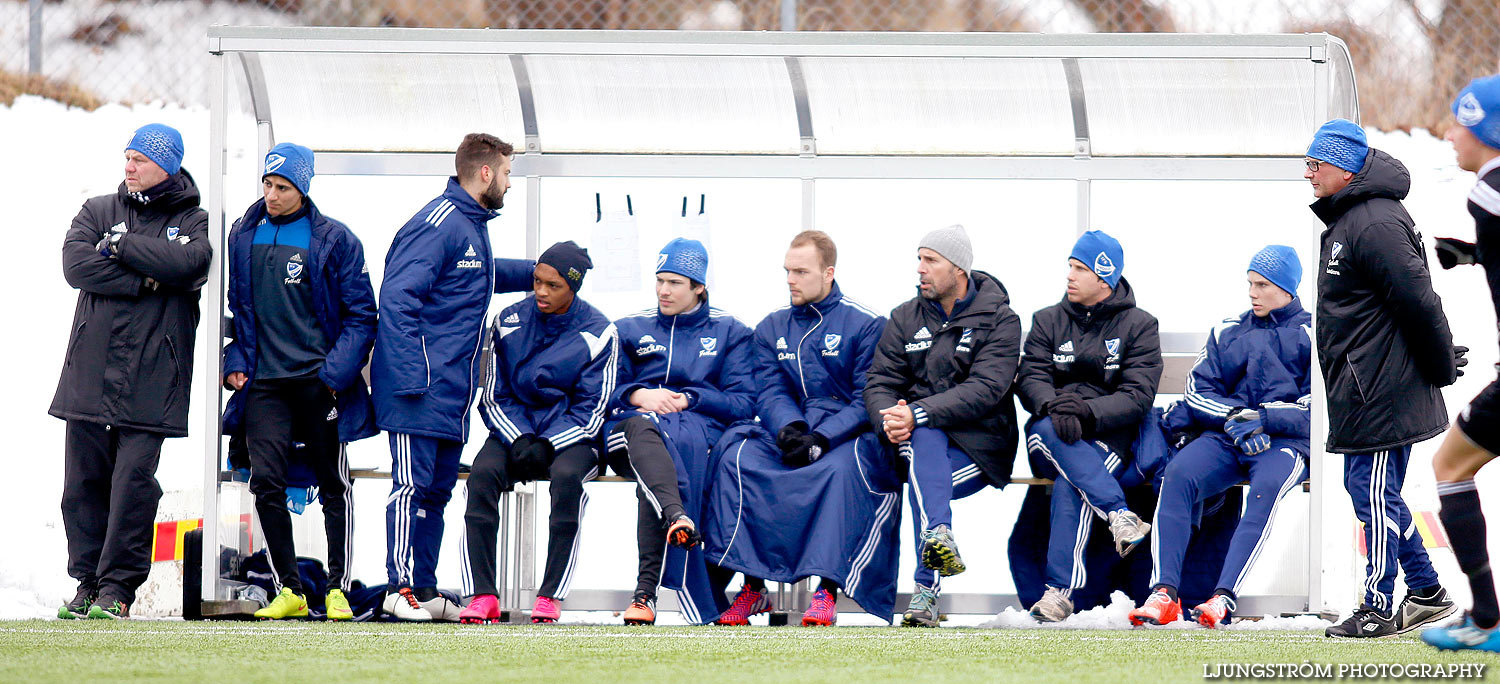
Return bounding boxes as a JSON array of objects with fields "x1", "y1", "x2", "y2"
[
  {"x1": 1053, "y1": 339, "x2": 1075, "y2": 364},
  {"x1": 1327, "y1": 242, "x2": 1344, "y2": 275},
  {"x1": 1105, "y1": 337, "x2": 1122, "y2": 370},
  {"x1": 956, "y1": 328, "x2": 973, "y2": 353},
  {"x1": 776, "y1": 336, "x2": 787, "y2": 350},
  {"x1": 822, "y1": 333, "x2": 841, "y2": 357},
  {"x1": 458, "y1": 244, "x2": 483, "y2": 269},
  {"x1": 166, "y1": 226, "x2": 179, "y2": 240},
  {"x1": 636, "y1": 334, "x2": 666, "y2": 355},
  {"x1": 699, "y1": 336, "x2": 718, "y2": 357},
  {"x1": 914, "y1": 327, "x2": 932, "y2": 340}
]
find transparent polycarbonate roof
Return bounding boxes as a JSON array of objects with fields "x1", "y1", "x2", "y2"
[{"x1": 211, "y1": 28, "x2": 1358, "y2": 158}]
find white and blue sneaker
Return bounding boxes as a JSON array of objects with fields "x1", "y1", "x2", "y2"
[{"x1": 1422, "y1": 612, "x2": 1500, "y2": 652}]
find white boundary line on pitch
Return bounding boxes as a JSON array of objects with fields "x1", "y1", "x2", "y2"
[{"x1": 0, "y1": 626, "x2": 1333, "y2": 643}]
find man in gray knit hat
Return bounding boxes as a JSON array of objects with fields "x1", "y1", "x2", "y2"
[{"x1": 865, "y1": 224, "x2": 1023, "y2": 627}]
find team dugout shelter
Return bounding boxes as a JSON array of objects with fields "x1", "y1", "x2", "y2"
[{"x1": 194, "y1": 27, "x2": 1360, "y2": 620}]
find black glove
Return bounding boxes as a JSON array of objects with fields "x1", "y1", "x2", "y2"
[
  {"x1": 1167, "y1": 430, "x2": 1195, "y2": 451},
  {"x1": 1051, "y1": 413, "x2": 1083, "y2": 444},
  {"x1": 1434, "y1": 237, "x2": 1478, "y2": 270},
  {"x1": 776, "y1": 422, "x2": 809, "y2": 452},
  {"x1": 1456, "y1": 345, "x2": 1470, "y2": 377},
  {"x1": 782, "y1": 432, "x2": 830, "y2": 468},
  {"x1": 1047, "y1": 394, "x2": 1091, "y2": 444},
  {"x1": 509, "y1": 434, "x2": 555, "y2": 483}
]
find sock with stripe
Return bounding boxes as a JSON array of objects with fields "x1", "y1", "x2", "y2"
[{"x1": 1438, "y1": 479, "x2": 1499, "y2": 629}]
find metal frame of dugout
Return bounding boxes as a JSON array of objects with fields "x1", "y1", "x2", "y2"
[{"x1": 198, "y1": 27, "x2": 1359, "y2": 619}]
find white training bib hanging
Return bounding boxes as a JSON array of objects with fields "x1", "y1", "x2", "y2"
[{"x1": 590, "y1": 193, "x2": 642, "y2": 293}]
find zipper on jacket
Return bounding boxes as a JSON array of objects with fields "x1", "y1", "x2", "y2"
[
  {"x1": 421, "y1": 334, "x2": 432, "y2": 387},
  {"x1": 796, "y1": 307, "x2": 824, "y2": 398},
  {"x1": 663, "y1": 314, "x2": 677, "y2": 387},
  {"x1": 66, "y1": 321, "x2": 87, "y2": 362},
  {"x1": 463, "y1": 253, "x2": 495, "y2": 441}
]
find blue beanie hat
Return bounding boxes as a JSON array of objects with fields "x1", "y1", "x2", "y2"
[
  {"x1": 125, "y1": 123, "x2": 183, "y2": 176},
  {"x1": 263, "y1": 142, "x2": 315, "y2": 196},
  {"x1": 1068, "y1": 230, "x2": 1124, "y2": 289},
  {"x1": 1306, "y1": 119, "x2": 1368, "y2": 173},
  {"x1": 1453, "y1": 73, "x2": 1500, "y2": 151},
  {"x1": 1248, "y1": 245, "x2": 1301, "y2": 298},
  {"x1": 657, "y1": 237, "x2": 709, "y2": 284}
]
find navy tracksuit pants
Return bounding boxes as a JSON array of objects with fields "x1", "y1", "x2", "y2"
[
  {"x1": 1343, "y1": 446, "x2": 1440, "y2": 614},
  {"x1": 901, "y1": 427, "x2": 988, "y2": 589},
  {"x1": 1150, "y1": 433, "x2": 1305, "y2": 597},
  {"x1": 386, "y1": 432, "x2": 464, "y2": 589},
  {"x1": 1026, "y1": 418, "x2": 1140, "y2": 597}
]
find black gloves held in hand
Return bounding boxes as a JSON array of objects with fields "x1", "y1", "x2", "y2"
[
  {"x1": 509, "y1": 434, "x2": 555, "y2": 483},
  {"x1": 777, "y1": 421, "x2": 829, "y2": 468},
  {"x1": 1045, "y1": 394, "x2": 1092, "y2": 445},
  {"x1": 1456, "y1": 345, "x2": 1470, "y2": 378}
]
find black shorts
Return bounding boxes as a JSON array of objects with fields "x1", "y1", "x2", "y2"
[{"x1": 1458, "y1": 379, "x2": 1500, "y2": 455}]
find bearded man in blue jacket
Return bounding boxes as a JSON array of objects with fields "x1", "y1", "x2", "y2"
[
  {"x1": 603, "y1": 238, "x2": 757, "y2": 625},
  {"x1": 457, "y1": 242, "x2": 617, "y2": 625},
  {"x1": 703, "y1": 230, "x2": 900, "y2": 627},
  {"x1": 371, "y1": 134, "x2": 535, "y2": 620},
  {"x1": 221, "y1": 143, "x2": 377, "y2": 621}
]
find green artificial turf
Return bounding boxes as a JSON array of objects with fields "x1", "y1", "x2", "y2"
[{"x1": 1, "y1": 621, "x2": 1494, "y2": 683}]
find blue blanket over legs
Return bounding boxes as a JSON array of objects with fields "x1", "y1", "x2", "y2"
[
  {"x1": 651, "y1": 411, "x2": 732, "y2": 624},
  {"x1": 705, "y1": 424, "x2": 903, "y2": 621}
]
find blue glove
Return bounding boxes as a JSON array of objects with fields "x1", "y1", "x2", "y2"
[
  {"x1": 1223, "y1": 409, "x2": 1264, "y2": 443},
  {"x1": 285, "y1": 486, "x2": 310, "y2": 515},
  {"x1": 1240, "y1": 432, "x2": 1272, "y2": 455}
]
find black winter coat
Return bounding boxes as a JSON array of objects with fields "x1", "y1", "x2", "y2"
[
  {"x1": 50, "y1": 171, "x2": 213, "y2": 437},
  {"x1": 865, "y1": 271, "x2": 1023, "y2": 486},
  {"x1": 1312, "y1": 148, "x2": 1456, "y2": 453},
  {"x1": 1016, "y1": 278, "x2": 1162, "y2": 459}
]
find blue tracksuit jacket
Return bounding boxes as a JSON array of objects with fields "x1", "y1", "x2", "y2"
[
  {"x1": 1182, "y1": 298, "x2": 1313, "y2": 451},
  {"x1": 478, "y1": 296, "x2": 619, "y2": 449},
  {"x1": 605, "y1": 302, "x2": 757, "y2": 437},
  {"x1": 223, "y1": 197, "x2": 378, "y2": 443},
  {"x1": 752, "y1": 282, "x2": 887, "y2": 443},
  {"x1": 370, "y1": 177, "x2": 533, "y2": 442}
]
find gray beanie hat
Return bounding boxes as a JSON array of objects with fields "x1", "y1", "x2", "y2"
[{"x1": 919, "y1": 224, "x2": 973, "y2": 273}]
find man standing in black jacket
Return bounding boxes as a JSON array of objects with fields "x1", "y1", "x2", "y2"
[
  {"x1": 51, "y1": 124, "x2": 213, "y2": 619},
  {"x1": 865, "y1": 224, "x2": 1023, "y2": 628},
  {"x1": 1305, "y1": 118, "x2": 1460, "y2": 638},
  {"x1": 1017, "y1": 230, "x2": 1161, "y2": 623}
]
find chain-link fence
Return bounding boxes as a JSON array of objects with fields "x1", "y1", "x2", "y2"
[{"x1": 4, "y1": 0, "x2": 1499, "y2": 131}]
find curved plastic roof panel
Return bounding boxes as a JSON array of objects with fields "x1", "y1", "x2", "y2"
[
  {"x1": 1079, "y1": 58, "x2": 1316, "y2": 156},
  {"x1": 257, "y1": 52, "x2": 526, "y2": 152},
  {"x1": 211, "y1": 28, "x2": 1360, "y2": 162},
  {"x1": 523, "y1": 55, "x2": 800, "y2": 154},
  {"x1": 801, "y1": 57, "x2": 1075, "y2": 155}
]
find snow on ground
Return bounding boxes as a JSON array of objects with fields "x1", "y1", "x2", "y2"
[{"x1": 1, "y1": 93, "x2": 1497, "y2": 626}]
